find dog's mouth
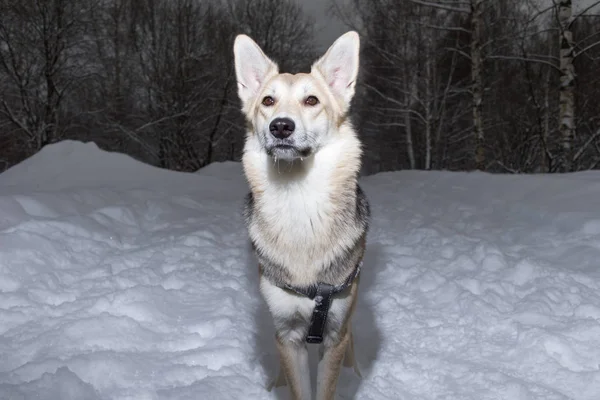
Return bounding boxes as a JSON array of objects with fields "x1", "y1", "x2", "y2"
[
  {"x1": 273, "y1": 144, "x2": 294, "y2": 150},
  {"x1": 266, "y1": 144, "x2": 312, "y2": 160}
]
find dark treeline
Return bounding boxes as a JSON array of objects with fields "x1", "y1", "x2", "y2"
[
  {"x1": 336, "y1": 0, "x2": 600, "y2": 173},
  {"x1": 0, "y1": 0, "x2": 316, "y2": 172},
  {"x1": 1, "y1": 0, "x2": 599, "y2": 175}
]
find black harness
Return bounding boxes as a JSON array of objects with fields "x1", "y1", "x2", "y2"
[{"x1": 274, "y1": 261, "x2": 362, "y2": 344}]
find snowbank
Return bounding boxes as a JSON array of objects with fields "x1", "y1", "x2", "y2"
[{"x1": 1, "y1": 140, "x2": 599, "y2": 399}]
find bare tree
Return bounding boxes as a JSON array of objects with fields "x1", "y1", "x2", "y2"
[
  {"x1": 557, "y1": 0, "x2": 575, "y2": 171},
  {"x1": 0, "y1": 0, "x2": 95, "y2": 153},
  {"x1": 507, "y1": 0, "x2": 600, "y2": 171},
  {"x1": 471, "y1": 0, "x2": 485, "y2": 170},
  {"x1": 330, "y1": 0, "x2": 600, "y2": 174},
  {"x1": 88, "y1": 0, "x2": 318, "y2": 171},
  {"x1": 555, "y1": 0, "x2": 600, "y2": 171},
  {"x1": 332, "y1": 0, "x2": 485, "y2": 171},
  {"x1": 226, "y1": 0, "x2": 317, "y2": 72},
  {"x1": 1, "y1": 0, "x2": 597, "y2": 174}
]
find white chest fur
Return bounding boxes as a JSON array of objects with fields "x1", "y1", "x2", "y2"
[
  {"x1": 254, "y1": 157, "x2": 336, "y2": 280},
  {"x1": 243, "y1": 135, "x2": 360, "y2": 286}
]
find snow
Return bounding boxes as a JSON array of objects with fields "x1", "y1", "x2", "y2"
[{"x1": 1, "y1": 140, "x2": 600, "y2": 399}]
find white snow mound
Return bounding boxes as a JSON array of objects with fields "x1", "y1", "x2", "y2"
[{"x1": 1, "y1": 140, "x2": 600, "y2": 399}]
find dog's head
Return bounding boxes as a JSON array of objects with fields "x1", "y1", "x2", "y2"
[{"x1": 233, "y1": 31, "x2": 360, "y2": 162}]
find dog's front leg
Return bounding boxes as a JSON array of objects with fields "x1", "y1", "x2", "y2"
[
  {"x1": 275, "y1": 334, "x2": 311, "y2": 400},
  {"x1": 316, "y1": 328, "x2": 350, "y2": 400},
  {"x1": 343, "y1": 329, "x2": 362, "y2": 377}
]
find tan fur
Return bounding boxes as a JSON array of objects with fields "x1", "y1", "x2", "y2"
[
  {"x1": 328, "y1": 126, "x2": 363, "y2": 214},
  {"x1": 275, "y1": 334, "x2": 311, "y2": 399},
  {"x1": 343, "y1": 330, "x2": 361, "y2": 377},
  {"x1": 242, "y1": 158, "x2": 265, "y2": 200}
]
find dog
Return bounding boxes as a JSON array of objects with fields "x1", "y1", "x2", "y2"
[{"x1": 233, "y1": 31, "x2": 370, "y2": 400}]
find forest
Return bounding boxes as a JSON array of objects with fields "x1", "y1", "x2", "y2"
[{"x1": 0, "y1": 0, "x2": 599, "y2": 175}]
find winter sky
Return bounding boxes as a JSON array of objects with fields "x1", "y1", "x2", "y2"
[{"x1": 299, "y1": 0, "x2": 347, "y2": 50}]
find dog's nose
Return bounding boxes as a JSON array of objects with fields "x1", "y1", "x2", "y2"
[{"x1": 269, "y1": 117, "x2": 295, "y2": 139}]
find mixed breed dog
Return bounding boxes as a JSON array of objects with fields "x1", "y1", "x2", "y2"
[{"x1": 233, "y1": 31, "x2": 369, "y2": 399}]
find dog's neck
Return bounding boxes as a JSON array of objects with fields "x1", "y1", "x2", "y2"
[
  {"x1": 243, "y1": 125, "x2": 364, "y2": 286},
  {"x1": 266, "y1": 156, "x2": 316, "y2": 183}
]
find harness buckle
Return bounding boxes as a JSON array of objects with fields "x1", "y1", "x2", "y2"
[{"x1": 276, "y1": 261, "x2": 362, "y2": 344}]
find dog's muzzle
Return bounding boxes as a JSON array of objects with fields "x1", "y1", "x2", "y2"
[{"x1": 264, "y1": 117, "x2": 313, "y2": 161}]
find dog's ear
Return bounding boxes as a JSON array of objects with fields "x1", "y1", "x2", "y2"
[
  {"x1": 312, "y1": 31, "x2": 360, "y2": 111},
  {"x1": 233, "y1": 34, "x2": 278, "y2": 110}
]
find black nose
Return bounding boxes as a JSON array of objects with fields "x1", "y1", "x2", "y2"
[{"x1": 269, "y1": 117, "x2": 295, "y2": 139}]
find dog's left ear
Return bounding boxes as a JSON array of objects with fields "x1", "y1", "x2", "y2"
[
  {"x1": 233, "y1": 34, "x2": 279, "y2": 111},
  {"x1": 312, "y1": 31, "x2": 360, "y2": 111}
]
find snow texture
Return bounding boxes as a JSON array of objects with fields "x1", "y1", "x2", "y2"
[{"x1": 1, "y1": 140, "x2": 600, "y2": 399}]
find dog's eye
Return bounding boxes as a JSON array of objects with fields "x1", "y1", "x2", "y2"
[
  {"x1": 304, "y1": 96, "x2": 319, "y2": 106},
  {"x1": 262, "y1": 96, "x2": 275, "y2": 107}
]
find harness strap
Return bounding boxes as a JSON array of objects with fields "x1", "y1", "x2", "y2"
[
  {"x1": 306, "y1": 283, "x2": 336, "y2": 343},
  {"x1": 277, "y1": 261, "x2": 362, "y2": 344}
]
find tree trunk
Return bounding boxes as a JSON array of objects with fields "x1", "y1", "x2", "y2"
[
  {"x1": 471, "y1": 0, "x2": 485, "y2": 170},
  {"x1": 424, "y1": 38, "x2": 433, "y2": 170},
  {"x1": 542, "y1": 51, "x2": 552, "y2": 172},
  {"x1": 405, "y1": 109, "x2": 416, "y2": 169},
  {"x1": 201, "y1": 67, "x2": 233, "y2": 169},
  {"x1": 558, "y1": 0, "x2": 575, "y2": 172},
  {"x1": 405, "y1": 78, "x2": 416, "y2": 170}
]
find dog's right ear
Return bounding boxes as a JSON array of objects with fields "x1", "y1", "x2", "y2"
[{"x1": 233, "y1": 35, "x2": 278, "y2": 110}]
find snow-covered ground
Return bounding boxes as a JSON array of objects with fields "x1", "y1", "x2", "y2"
[{"x1": 1, "y1": 141, "x2": 600, "y2": 400}]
